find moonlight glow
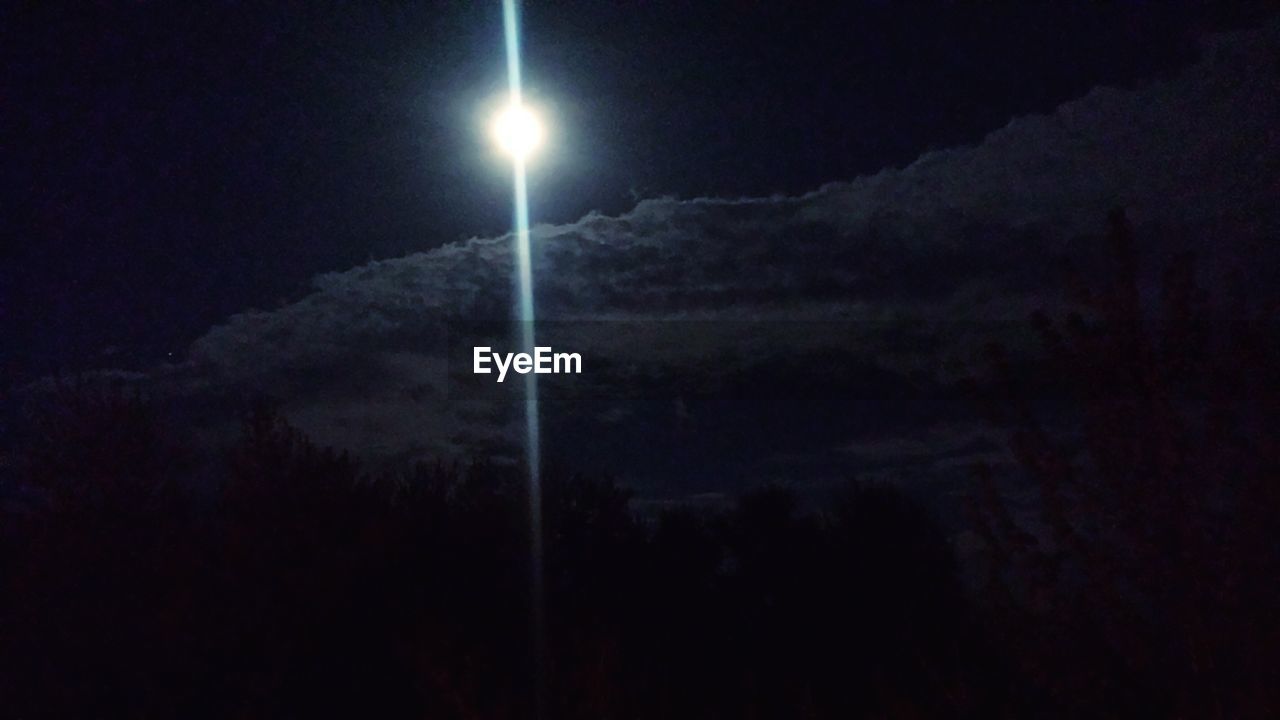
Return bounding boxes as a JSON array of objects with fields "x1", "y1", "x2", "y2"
[{"x1": 492, "y1": 104, "x2": 544, "y2": 160}]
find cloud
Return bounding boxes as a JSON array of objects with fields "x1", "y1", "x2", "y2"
[{"x1": 149, "y1": 19, "x2": 1280, "y2": 493}]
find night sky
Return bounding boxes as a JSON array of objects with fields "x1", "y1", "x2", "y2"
[
  {"x1": 5, "y1": 4, "x2": 1280, "y2": 714},
  {"x1": 4, "y1": 1, "x2": 1268, "y2": 381}
]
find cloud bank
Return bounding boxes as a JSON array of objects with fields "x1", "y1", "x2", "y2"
[{"x1": 159, "y1": 20, "x2": 1280, "y2": 495}]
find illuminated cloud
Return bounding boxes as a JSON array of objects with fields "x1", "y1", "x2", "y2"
[{"x1": 169, "y1": 20, "x2": 1280, "y2": 488}]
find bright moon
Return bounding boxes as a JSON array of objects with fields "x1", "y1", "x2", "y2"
[{"x1": 491, "y1": 104, "x2": 544, "y2": 160}]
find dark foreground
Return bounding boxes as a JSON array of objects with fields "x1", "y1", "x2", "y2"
[{"x1": 3, "y1": 217, "x2": 1278, "y2": 718}]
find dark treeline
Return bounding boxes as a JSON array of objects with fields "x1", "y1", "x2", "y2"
[
  {"x1": 1, "y1": 395, "x2": 979, "y2": 718},
  {"x1": 2, "y1": 214, "x2": 1277, "y2": 718}
]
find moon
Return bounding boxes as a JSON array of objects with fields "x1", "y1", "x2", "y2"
[{"x1": 491, "y1": 103, "x2": 544, "y2": 160}]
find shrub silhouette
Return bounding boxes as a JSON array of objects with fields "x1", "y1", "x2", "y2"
[
  {"x1": 969, "y1": 210, "x2": 1280, "y2": 718},
  {"x1": 0, "y1": 391, "x2": 976, "y2": 718}
]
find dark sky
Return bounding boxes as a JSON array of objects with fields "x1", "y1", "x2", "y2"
[{"x1": 2, "y1": 1, "x2": 1269, "y2": 380}]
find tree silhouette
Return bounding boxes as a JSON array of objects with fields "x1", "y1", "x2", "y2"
[{"x1": 969, "y1": 210, "x2": 1280, "y2": 717}]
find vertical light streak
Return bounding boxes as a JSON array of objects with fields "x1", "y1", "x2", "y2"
[{"x1": 502, "y1": 0, "x2": 545, "y2": 715}]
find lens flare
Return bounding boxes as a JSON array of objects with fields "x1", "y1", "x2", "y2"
[{"x1": 500, "y1": 0, "x2": 546, "y2": 716}]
